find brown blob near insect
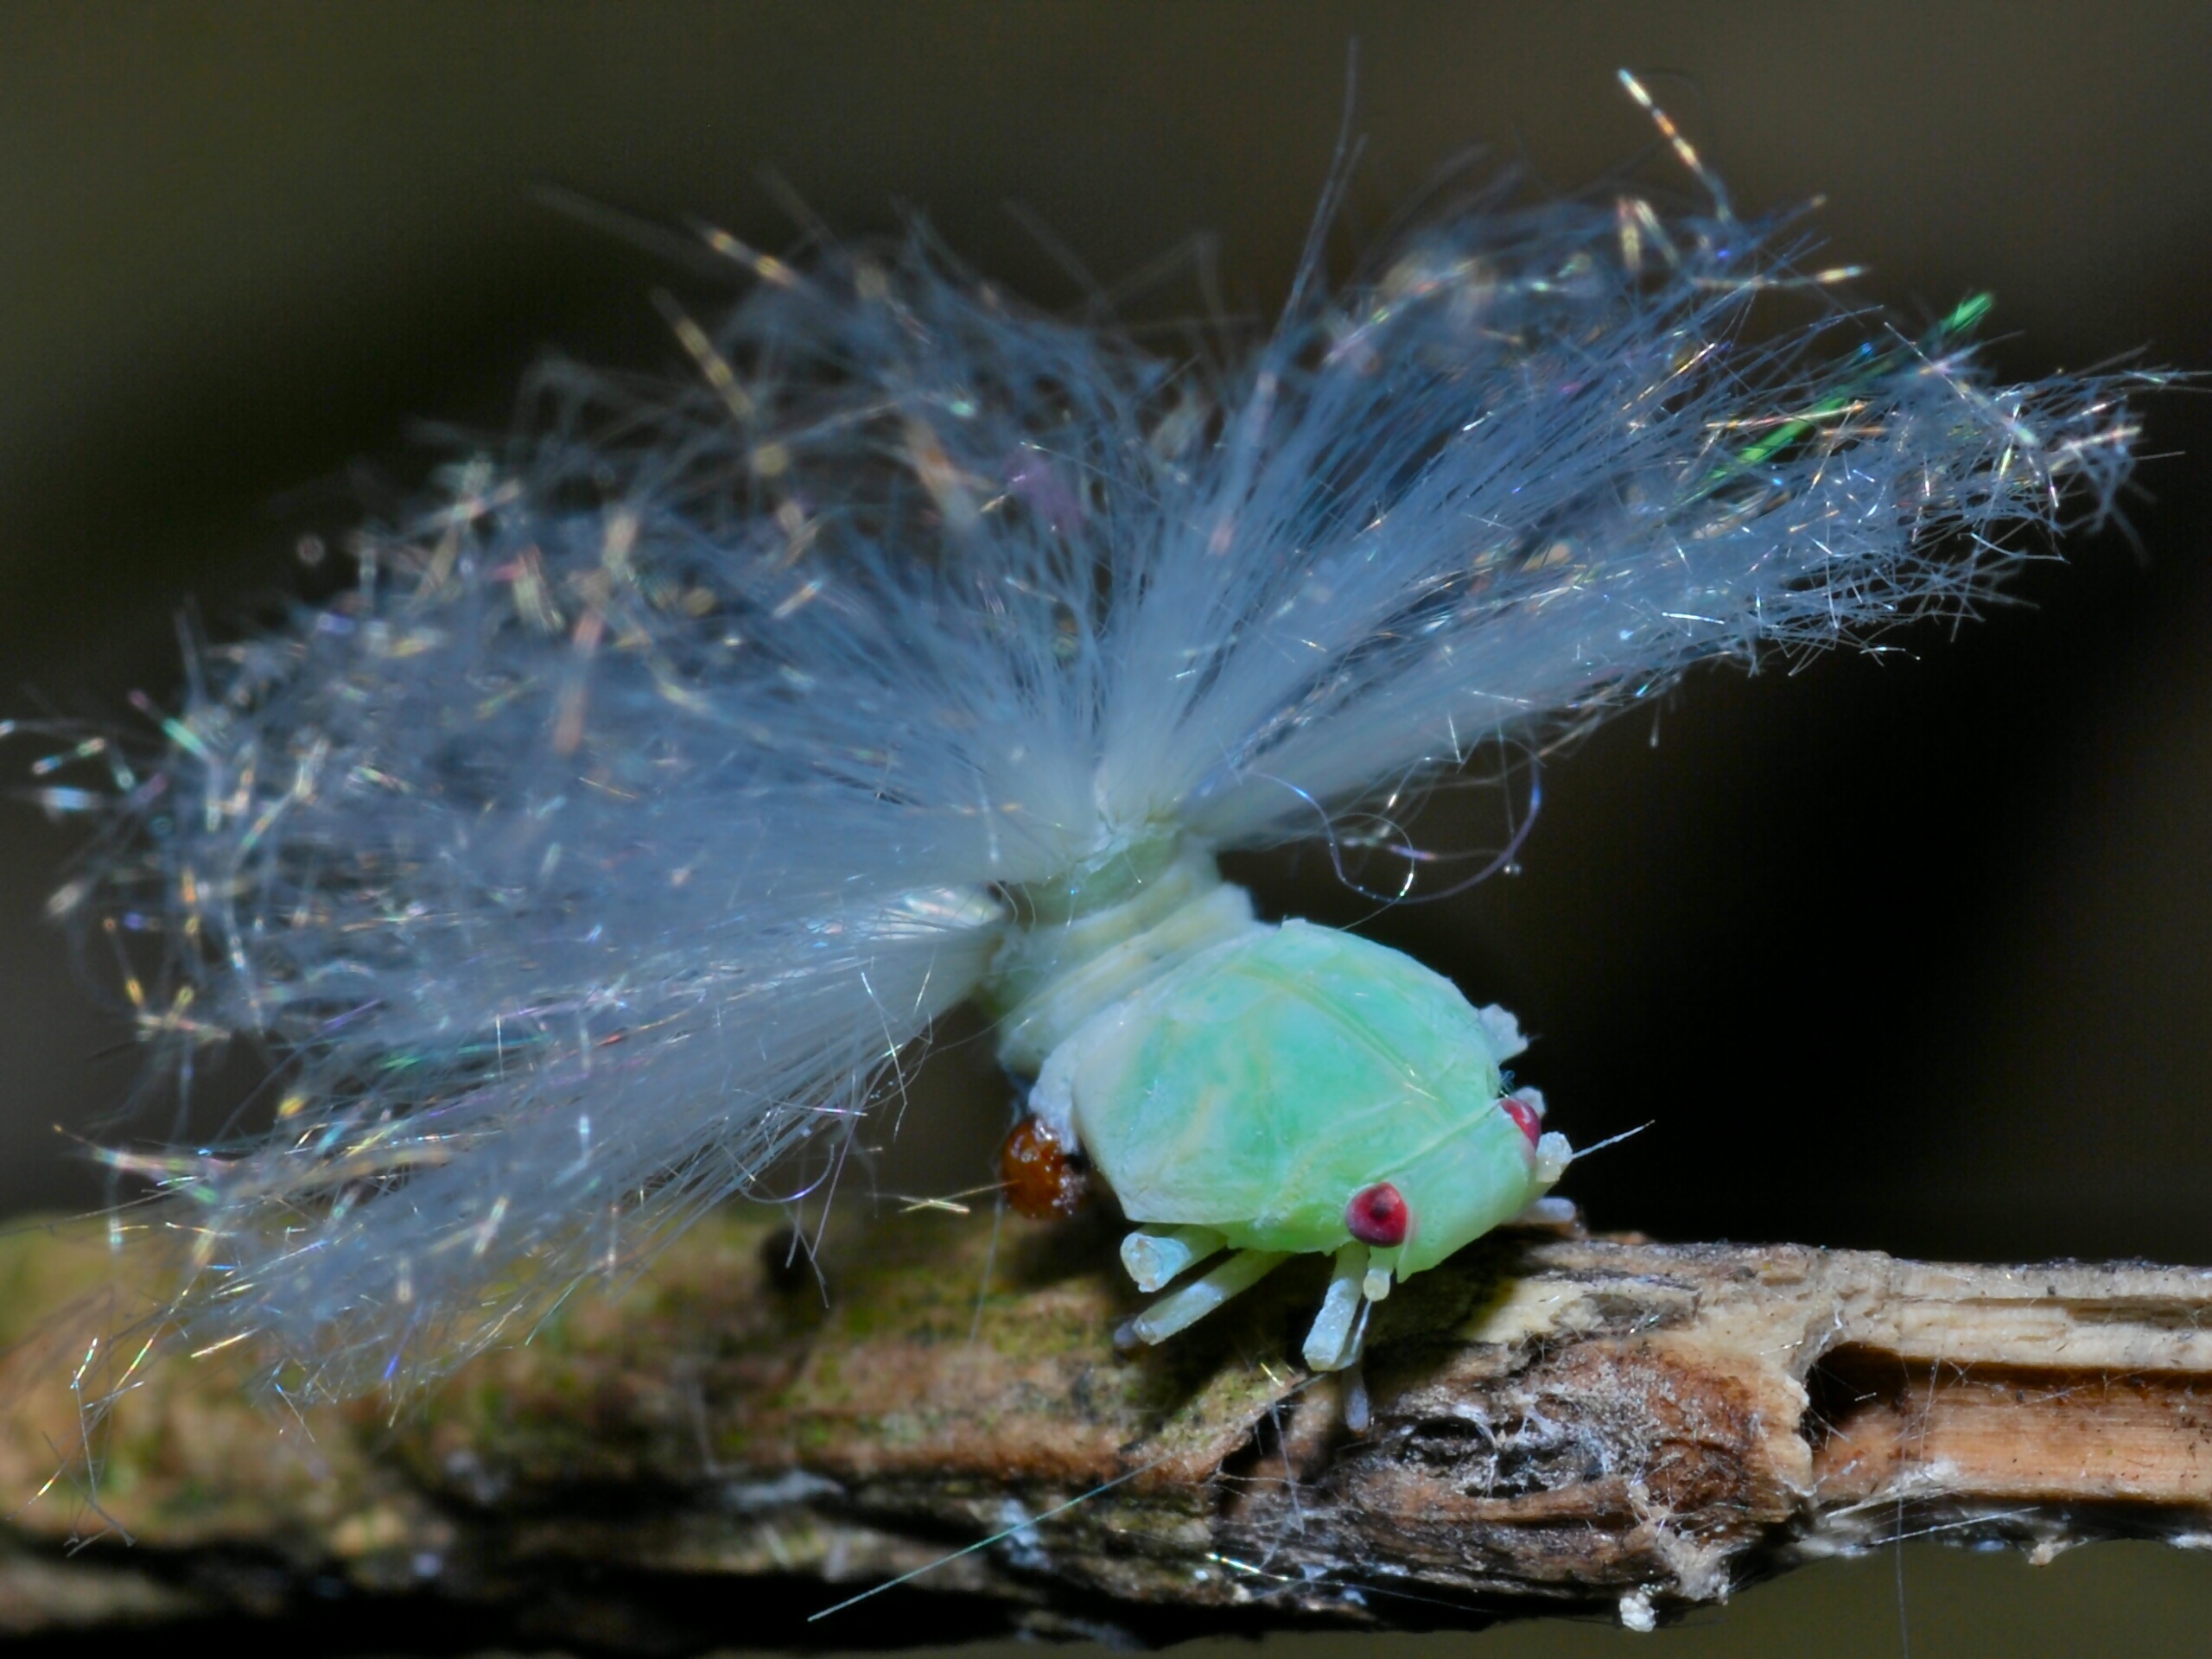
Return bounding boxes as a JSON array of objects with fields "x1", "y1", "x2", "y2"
[{"x1": 1000, "y1": 1114, "x2": 1090, "y2": 1218}]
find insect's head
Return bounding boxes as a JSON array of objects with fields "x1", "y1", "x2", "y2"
[{"x1": 1340, "y1": 1086, "x2": 1572, "y2": 1281}]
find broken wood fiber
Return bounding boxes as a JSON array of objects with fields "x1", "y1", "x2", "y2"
[{"x1": 3, "y1": 1206, "x2": 2212, "y2": 1649}]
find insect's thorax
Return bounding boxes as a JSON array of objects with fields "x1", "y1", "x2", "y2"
[{"x1": 983, "y1": 839, "x2": 1262, "y2": 1078}]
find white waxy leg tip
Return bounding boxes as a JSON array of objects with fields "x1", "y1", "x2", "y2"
[
  {"x1": 1512, "y1": 1195, "x2": 1578, "y2": 1227},
  {"x1": 1361, "y1": 1266, "x2": 1393, "y2": 1303},
  {"x1": 1535, "y1": 1130, "x2": 1572, "y2": 1184},
  {"x1": 1341, "y1": 1360, "x2": 1371, "y2": 1433},
  {"x1": 1301, "y1": 1242, "x2": 1370, "y2": 1372},
  {"x1": 1119, "y1": 1224, "x2": 1225, "y2": 1293},
  {"x1": 1472, "y1": 1004, "x2": 1529, "y2": 1063}
]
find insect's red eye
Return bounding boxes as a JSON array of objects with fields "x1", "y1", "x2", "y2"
[
  {"x1": 1345, "y1": 1182, "x2": 1409, "y2": 1246},
  {"x1": 1501, "y1": 1095, "x2": 1542, "y2": 1147}
]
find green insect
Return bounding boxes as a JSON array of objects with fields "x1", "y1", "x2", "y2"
[{"x1": 988, "y1": 841, "x2": 1572, "y2": 1378}]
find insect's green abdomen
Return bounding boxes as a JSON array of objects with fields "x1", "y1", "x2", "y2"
[{"x1": 1041, "y1": 918, "x2": 1547, "y2": 1276}]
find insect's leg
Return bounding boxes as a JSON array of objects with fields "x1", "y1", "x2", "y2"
[
  {"x1": 1116, "y1": 1249, "x2": 1288, "y2": 1349},
  {"x1": 1301, "y1": 1241, "x2": 1371, "y2": 1371},
  {"x1": 1510, "y1": 1194, "x2": 1578, "y2": 1227},
  {"x1": 1340, "y1": 1356, "x2": 1372, "y2": 1434},
  {"x1": 1119, "y1": 1224, "x2": 1227, "y2": 1293}
]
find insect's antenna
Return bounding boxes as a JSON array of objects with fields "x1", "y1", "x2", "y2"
[{"x1": 1571, "y1": 1122, "x2": 1655, "y2": 1163}]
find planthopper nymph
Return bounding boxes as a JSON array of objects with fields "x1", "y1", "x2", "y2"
[{"x1": 988, "y1": 836, "x2": 1568, "y2": 1376}]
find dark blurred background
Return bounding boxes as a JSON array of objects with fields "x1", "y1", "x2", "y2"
[{"x1": 0, "y1": 3, "x2": 2207, "y2": 1649}]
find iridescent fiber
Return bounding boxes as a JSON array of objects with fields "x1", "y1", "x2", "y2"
[{"x1": 35, "y1": 98, "x2": 2142, "y2": 1398}]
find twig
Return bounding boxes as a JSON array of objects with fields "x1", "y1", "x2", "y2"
[{"x1": 3, "y1": 1208, "x2": 2211, "y2": 1648}]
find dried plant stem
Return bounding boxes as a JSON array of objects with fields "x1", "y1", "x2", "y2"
[{"x1": 3, "y1": 1208, "x2": 2210, "y2": 1647}]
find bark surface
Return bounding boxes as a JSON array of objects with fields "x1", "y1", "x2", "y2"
[{"x1": 3, "y1": 1207, "x2": 2211, "y2": 1648}]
